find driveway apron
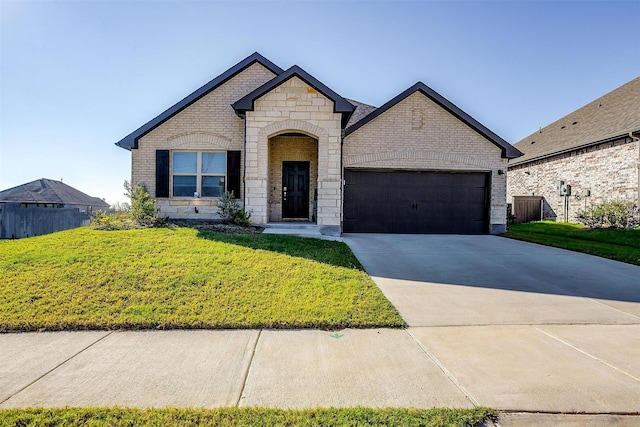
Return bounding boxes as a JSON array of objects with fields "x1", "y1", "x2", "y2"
[{"x1": 343, "y1": 234, "x2": 640, "y2": 413}]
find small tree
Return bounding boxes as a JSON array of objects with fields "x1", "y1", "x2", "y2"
[
  {"x1": 217, "y1": 191, "x2": 252, "y2": 227},
  {"x1": 124, "y1": 180, "x2": 160, "y2": 226}
]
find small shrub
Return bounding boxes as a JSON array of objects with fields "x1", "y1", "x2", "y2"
[
  {"x1": 577, "y1": 200, "x2": 639, "y2": 229},
  {"x1": 124, "y1": 180, "x2": 161, "y2": 226},
  {"x1": 91, "y1": 210, "x2": 135, "y2": 230},
  {"x1": 92, "y1": 181, "x2": 164, "y2": 230},
  {"x1": 217, "y1": 191, "x2": 253, "y2": 227}
]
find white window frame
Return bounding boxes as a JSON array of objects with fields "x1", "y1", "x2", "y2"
[{"x1": 172, "y1": 150, "x2": 226, "y2": 198}]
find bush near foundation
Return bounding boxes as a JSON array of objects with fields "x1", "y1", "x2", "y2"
[
  {"x1": 92, "y1": 181, "x2": 164, "y2": 230},
  {"x1": 217, "y1": 191, "x2": 252, "y2": 227},
  {"x1": 577, "y1": 200, "x2": 639, "y2": 229}
]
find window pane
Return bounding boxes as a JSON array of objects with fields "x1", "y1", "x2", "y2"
[
  {"x1": 173, "y1": 152, "x2": 197, "y2": 173},
  {"x1": 202, "y1": 152, "x2": 226, "y2": 174},
  {"x1": 173, "y1": 176, "x2": 196, "y2": 197},
  {"x1": 202, "y1": 176, "x2": 224, "y2": 197}
]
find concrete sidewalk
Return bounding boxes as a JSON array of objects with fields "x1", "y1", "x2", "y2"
[
  {"x1": 0, "y1": 329, "x2": 471, "y2": 409},
  {"x1": 2, "y1": 328, "x2": 639, "y2": 416}
]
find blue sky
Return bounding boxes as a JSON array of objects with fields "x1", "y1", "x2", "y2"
[{"x1": 1, "y1": 0, "x2": 638, "y2": 205}]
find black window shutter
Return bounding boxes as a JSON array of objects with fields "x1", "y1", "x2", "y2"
[
  {"x1": 155, "y1": 150, "x2": 170, "y2": 198},
  {"x1": 227, "y1": 150, "x2": 241, "y2": 198}
]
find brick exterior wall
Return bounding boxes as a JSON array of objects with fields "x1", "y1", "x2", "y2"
[
  {"x1": 344, "y1": 92, "x2": 508, "y2": 233},
  {"x1": 128, "y1": 61, "x2": 511, "y2": 233},
  {"x1": 268, "y1": 136, "x2": 318, "y2": 222},
  {"x1": 244, "y1": 77, "x2": 342, "y2": 230},
  {"x1": 130, "y1": 62, "x2": 277, "y2": 219},
  {"x1": 507, "y1": 136, "x2": 640, "y2": 222}
]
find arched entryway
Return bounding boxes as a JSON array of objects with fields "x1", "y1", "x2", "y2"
[{"x1": 268, "y1": 133, "x2": 319, "y2": 222}]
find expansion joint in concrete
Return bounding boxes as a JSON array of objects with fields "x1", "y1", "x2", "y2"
[
  {"x1": 532, "y1": 326, "x2": 640, "y2": 383},
  {"x1": 584, "y1": 298, "x2": 640, "y2": 322},
  {"x1": 236, "y1": 329, "x2": 261, "y2": 406},
  {"x1": 405, "y1": 329, "x2": 480, "y2": 406},
  {"x1": 0, "y1": 331, "x2": 114, "y2": 405}
]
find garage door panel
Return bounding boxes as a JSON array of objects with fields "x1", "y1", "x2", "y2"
[{"x1": 343, "y1": 170, "x2": 489, "y2": 234}]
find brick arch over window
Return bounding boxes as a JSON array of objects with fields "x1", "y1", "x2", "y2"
[
  {"x1": 343, "y1": 150, "x2": 497, "y2": 170},
  {"x1": 167, "y1": 132, "x2": 231, "y2": 150}
]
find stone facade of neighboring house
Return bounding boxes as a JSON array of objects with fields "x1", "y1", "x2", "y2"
[
  {"x1": 507, "y1": 77, "x2": 640, "y2": 223},
  {"x1": 116, "y1": 53, "x2": 522, "y2": 235}
]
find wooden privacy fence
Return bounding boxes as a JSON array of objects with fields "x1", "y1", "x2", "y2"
[
  {"x1": 0, "y1": 202, "x2": 89, "y2": 239},
  {"x1": 512, "y1": 196, "x2": 542, "y2": 224}
]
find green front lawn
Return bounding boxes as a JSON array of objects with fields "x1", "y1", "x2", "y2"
[
  {"x1": 503, "y1": 221, "x2": 640, "y2": 265},
  {"x1": 0, "y1": 227, "x2": 404, "y2": 331},
  {"x1": 0, "y1": 407, "x2": 496, "y2": 427}
]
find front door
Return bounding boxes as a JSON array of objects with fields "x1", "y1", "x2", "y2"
[{"x1": 282, "y1": 161, "x2": 309, "y2": 219}]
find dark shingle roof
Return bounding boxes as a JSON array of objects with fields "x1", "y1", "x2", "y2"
[
  {"x1": 510, "y1": 77, "x2": 640, "y2": 166},
  {"x1": 0, "y1": 179, "x2": 110, "y2": 207},
  {"x1": 232, "y1": 65, "x2": 355, "y2": 128},
  {"x1": 345, "y1": 82, "x2": 522, "y2": 159},
  {"x1": 345, "y1": 98, "x2": 377, "y2": 128},
  {"x1": 115, "y1": 52, "x2": 284, "y2": 150}
]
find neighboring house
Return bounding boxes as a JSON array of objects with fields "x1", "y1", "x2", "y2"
[
  {"x1": 507, "y1": 77, "x2": 640, "y2": 223},
  {"x1": 0, "y1": 178, "x2": 109, "y2": 238},
  {"x1": 116, "y1": 53, "x2": 522, "y2": 235}
]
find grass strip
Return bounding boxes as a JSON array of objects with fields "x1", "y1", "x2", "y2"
[
  {"x1": 0, "y1": 406, "x2": 496, "y2": 427},
  {"x1": 0, "y1": 227, "x2": 404, "y2": 331},
  {"x1": 503, "y1": 221, "x2": 640, "y2": 266}
]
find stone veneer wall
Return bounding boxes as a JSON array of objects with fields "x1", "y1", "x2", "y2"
[
  {"x1": 244, "y1": 77, "x2": 342, "y2": 231},
  {"x1": 343, "y1": 92, "x2": 508, "y2": 233},
  {"x1": 268, "y1": 135, "x2": 318, "y2": 222},
  {"x1": 130, "y1": 63, "x2": 277, "y2": 219},
  {"x1": 507, "y1": 136, "x2": 639, "y2": 222}
]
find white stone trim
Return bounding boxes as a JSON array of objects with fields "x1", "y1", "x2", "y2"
[
  {"x1": 167, "y1": 132, "x2": 231, "y2": 150},
  {"x1": 343, "y1": 150, "x2": 497, "y2": 170},
  {"x1": 258, "y1": 119, "x2": 329, "y2": 140}
]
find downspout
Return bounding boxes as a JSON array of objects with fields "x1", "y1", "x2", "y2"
[
  {"x1": 340, "y1": 129, "x2": 345, "y2": 235},
  {"x1": 631, "y1": 131, "x2": 640, "y2": 208},
  {"x1": 241, "y1": 113, "x2": 247, "y2": 209}
]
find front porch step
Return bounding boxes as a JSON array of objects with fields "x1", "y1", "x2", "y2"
[
  {"x1": 261, "y1": 223, "x2": 342, "y2": 241},
  {"x1": 262, "y1": 222, "x2": 318, "y2": 230}
]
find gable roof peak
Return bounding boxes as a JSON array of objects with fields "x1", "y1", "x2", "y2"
[
  {"x1": 115, "y1": 52, "x2": 283, "y2": 150},
  {"x1": 345, "y1": 81, "x2": 522, "y2": 159},
  {"x1": 232, "y1": 64, "x2": 355, "y2": 128}
]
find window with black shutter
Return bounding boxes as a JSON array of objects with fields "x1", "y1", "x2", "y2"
[
  {"x1": 227, "y1": 150, "x2": 241, "y2": 199},
  {"x1": 155, "y1": 150, "x2": 170, "y2": 198}
]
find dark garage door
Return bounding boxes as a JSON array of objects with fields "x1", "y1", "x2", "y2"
[{"x1": 343, "y1": 170, "x2": 489, "y2": 234}]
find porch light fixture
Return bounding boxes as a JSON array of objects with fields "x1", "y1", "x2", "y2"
[{"x1": 497, "y1": 170, "x2": 505, "y2": 175}]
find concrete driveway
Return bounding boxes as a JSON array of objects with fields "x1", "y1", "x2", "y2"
[{"x1": 343, "y1": 234, "x2": 640, "y2": 414}]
